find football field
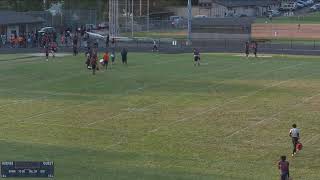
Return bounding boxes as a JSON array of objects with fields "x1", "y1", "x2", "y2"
[{"x1": 0, "y1": 52, "x2": 319, "y2": 179}]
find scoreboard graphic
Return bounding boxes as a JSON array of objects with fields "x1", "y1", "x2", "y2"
[{"x1": 1, "y1": 161, "x2": 54, "y2": 178}]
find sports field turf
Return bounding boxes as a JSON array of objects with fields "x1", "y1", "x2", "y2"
[{"x1": 0, "y1": 52, "x2": 320, "y2": 180}]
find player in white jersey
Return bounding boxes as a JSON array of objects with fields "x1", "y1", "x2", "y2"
[{"x1": 289, "y1": 124, "x2": 300, "y2": 157}]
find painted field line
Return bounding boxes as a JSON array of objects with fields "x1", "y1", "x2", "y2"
[
  {"x1": 12, "y1": 59, "x2": 265, "y2": 129},
  {"x1": 86, "y1": 60, "x2": 268, "y2": 126},
  {"x1": 304, "y1": 134, "x2": 320, "y2": 145},
  {"x1": 149, "y1": 63, "x2": 306, "y2": 133},
  {"x1": 0, "y1": 137, "x2": 120, "y2": 152},
  {"x1": 149, "y1": 80, "x2": 290, "y2": 133},
  {"x1": 0, "y1": 100, "x2": 33, "y2": 108},
  {"x1": 87, "y1": 101, "x2": 162, "y2": 126},
  {"x1": 16, "y1": 57, "x2": 263, "y2": 128},
  {"x1": 16, "y1": 60, "x2": 290, "y2": 129},
  {"x1": 226, "y1": 92, "x2": 320, "y2": 139}
]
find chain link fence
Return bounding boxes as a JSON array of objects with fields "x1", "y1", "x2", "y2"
[{"x1": 25, "y1": 10, "x2": 97, "y2": 28}]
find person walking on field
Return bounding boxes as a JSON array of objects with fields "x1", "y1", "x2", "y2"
[
  {"x1": 253, "y1": 41, "x2": 258, "y2": 58},
  {"x1": 111, "y1": 48, "x2": 116, "y2": 65},
  {"x1": 152, "y1": 40, "x2": 158, "y2": 52},
  {"x1": 278, "y1": 156, "x2": 290, "y2": 180},
  {"x1": 245, "y1": 41, "x2": 250, "y2": 58},
  {"x1": 91, "y1": 52, "x2": 98, "y2": 75},
  {"x1": 103, "y1": 51, "x2": 110, "y2": 70},
  {"x1": 193, "y1": 48, "x2": 201, "y2": 66},
  {"x1": 121, "y1": 47, "x2": 128, "y2": 65},
  {"x1": 289, "y1": 124, "x2": 300, "y2": 157}
]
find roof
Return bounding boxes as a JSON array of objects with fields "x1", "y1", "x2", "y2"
[
  {"x1": 0, "y1": 11, "x2": 45, "y2": 25},
  {"x1": 214, "y1": 0, "x2": 280, "y2": 7}
]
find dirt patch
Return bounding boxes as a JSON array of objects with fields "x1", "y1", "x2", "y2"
[{"x1": 252, "y1": 23, "x2": 320, "y2": 40}]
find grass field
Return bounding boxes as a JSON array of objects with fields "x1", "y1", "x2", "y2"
[{"x1": 1, "y1": 52, "x2": 320, "y2": 180}]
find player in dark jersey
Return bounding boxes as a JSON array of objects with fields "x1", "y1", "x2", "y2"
[
  {"x1": 121, "y1": 48, "x2": 128, "y2": 65},
  {"x1": 51, "y1": 41, "x2": 57, "y2": 58},
  {"x1": 245, "y1": 41, "x2": 250, "y2": 58},
  {"x1": 193, "y1": 48, "x2": 200, "y2": 66},
  {"x1": 278, "y1": 156, "x2": 290, "y2": 180},
  {"x1": 252, "y1": 41, "x2": 258, "y2": 58},
  {"x1": 91, "y1": 52, "x2": 98, "y2": 75},
  {"x1": 73, "y1": 35, "x2": 78, "y2": 56},
  {"x1": 45, "y1": 43, "x2": 49, "y2": 61}
]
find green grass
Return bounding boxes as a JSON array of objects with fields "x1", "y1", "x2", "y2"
[
  {"x1": 0, "y1": 52, "x2": 320, "y2": 180},
  {"x1": 255, "y1": 12, "x2": 320, "y2": 24}
]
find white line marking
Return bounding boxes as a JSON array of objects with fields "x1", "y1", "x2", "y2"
[
  {"x1": 226, "y1": 93, "x2": 320, "y2": 139},
  {"x1": 304, "y1": 134, "x2": 320, "y2": 145},
  {"x1": 149, "y1": 63, "x2": 306, "y2": 133},
  {"x1": 86, "y1": 60, "x2": 268, "y2": 126},
  {"x1": 87, "y1": 101, "x2": 162, "y2": 126}
]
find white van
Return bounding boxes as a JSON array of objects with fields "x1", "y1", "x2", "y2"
[{"x1": 280, "y1": 3, "x2": 297, "y2": 11}]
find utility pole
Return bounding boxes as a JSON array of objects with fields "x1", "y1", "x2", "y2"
[
  {"x1": 140, "y1": 0, "x2": 142, "y2": 16},
  {"x1": 187, "y1": 0, "x2": 192, "y2": 45},
  {"x1": 147, "y1": 0, "x2": 150, "y2": 32},
  {"x1": 131, "y1": 0, "x2": 134, "y2": 37},
  {"x1": 109, "y1": 0, "x2": 119, "y2": 37}
]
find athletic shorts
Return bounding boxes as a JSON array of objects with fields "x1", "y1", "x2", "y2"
[{"x1": 194, "y1": 56, "x2": 200, "y2": 61}]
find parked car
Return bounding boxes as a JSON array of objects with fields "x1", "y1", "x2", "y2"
[
  {"x1": 98, "y1": 22, "x2": 108, "y2": 30},
  {"x1": 297, "y1": 0, "x2": 308, "y2": 6},
  {"x1": 310, "y1": 3, "x2": 320, "y2": 10},
  {"x1": 302, "y1": 0, "x2": 314, "y2": 5},
  {"x1": 296, "y1": 1, "x2": 306, "y2": 8},
  {"x1": 85, "y1": 24, "x2": 97, "y2": 31},
  {"x1": 267, "y1": 10, "x2": 281, "y2": 17},
  {"x1": 280, "y1": 3, "x2": 297, "y2": 11},
  {"x1": 194, "y1": 15, "x2": 208, "y2": 18},
  {"x1": 169, "y1": 16, "x2": 184, "y2": 28},
  {"x1": 38, "y1": 27, "x2": 56, "y2": 35}
]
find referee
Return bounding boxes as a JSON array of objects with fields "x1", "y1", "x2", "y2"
[{"x1": 289, "y1": 124, "x2": 300, "y2": 157}]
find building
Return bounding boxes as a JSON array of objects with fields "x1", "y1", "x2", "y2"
[
  {"x1": 199, "y1": 0, "x2": 281, "y2": 17},
  {"x1": 0, "y1": 11, "x2": 45, "y2": 38}
]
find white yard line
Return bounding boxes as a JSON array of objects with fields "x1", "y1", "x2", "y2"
[
  {"x1": 149, "y1": 63, "x2": 306, "y2": 133},
  {"x1": 226, "y1": 93, "x2": 320, "y2": 139},
  {"x1": 86, "y1": 61, "x2": 267, "y2": 126},
  {"x1": 14, "y1": 58, "x2": 264, "y2": 129},
  {"x1": 304, "y1": 134, "x2": 320, "y2": 145},
  {"x1": 18, "y1": 56, "x2": 254, "y2": 126}
]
